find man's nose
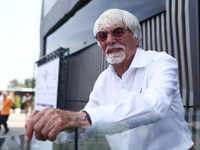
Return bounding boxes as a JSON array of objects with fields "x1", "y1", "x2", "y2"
[{"x1": 106, "y1": 33, "x2": 116, "y2": 45}]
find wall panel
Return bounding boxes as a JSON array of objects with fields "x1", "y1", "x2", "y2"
[
  {"x1": 140, "y1": 0, "x2": 198, "y2": 107},
  {"x1": 67, "y1": 44, "x2": 107, "y2": 104}
]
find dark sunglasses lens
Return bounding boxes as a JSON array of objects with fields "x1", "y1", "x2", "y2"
[
  {"x1": 113, "y1": 28, "x2": 124, "y2": 38},
  {"x1": 96, "y1": 32, "x2": 107, "y2": 42}
]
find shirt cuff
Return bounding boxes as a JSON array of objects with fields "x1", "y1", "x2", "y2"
[{"x1": 82, "y1": 105, "x2": 115, "y2": 126}]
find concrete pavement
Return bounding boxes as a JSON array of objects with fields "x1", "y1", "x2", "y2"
[{"x1": 0, "y1": 110, "x2": 28, "y2": 150}]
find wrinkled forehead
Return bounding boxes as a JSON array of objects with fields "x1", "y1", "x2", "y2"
[{"x1": 98, "y1": 22, "x2": 127, "y2": 33}]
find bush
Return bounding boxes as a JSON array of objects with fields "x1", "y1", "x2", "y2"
[{"x1": 15, "y1": 95, "x2": 22, "y2": 108}]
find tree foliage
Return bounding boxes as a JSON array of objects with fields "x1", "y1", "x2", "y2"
[
  {"x1": 9, "y1": 79, "x2": 21, "y2": 88},
  {"x1": 9, "y1": 78, "x2": 35, "y2": 88},
  {"x1": 25, "y1": 78, "x2": 33, "y2": 88}
]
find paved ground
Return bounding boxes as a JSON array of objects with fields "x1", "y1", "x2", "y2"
[
  {"x1": 0, "y1": 110, "x2": 26, "y2": 138},
  {"x1": 0, "y1": 110, "x2": 30, "y2": 150}
]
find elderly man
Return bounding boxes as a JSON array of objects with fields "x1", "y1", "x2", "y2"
[{"x1": 25, "y1": 8, "x2": 194, "y2": 149}]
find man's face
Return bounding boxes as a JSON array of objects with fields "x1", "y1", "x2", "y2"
[{"x1": 99, "y1": 24, "x2": 139, "y2": 65}]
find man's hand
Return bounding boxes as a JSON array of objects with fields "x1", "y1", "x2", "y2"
[{"x1": 25, "y1": 107, "x2": 91, "y2": 142}]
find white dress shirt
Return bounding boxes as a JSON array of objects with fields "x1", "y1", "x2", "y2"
[{"x1": 84, "y1": 48, "x2": 194, "y2": 150}]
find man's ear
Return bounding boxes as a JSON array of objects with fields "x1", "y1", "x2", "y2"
[
  {"x1": 135, "y1": 38, "x2": 140, "y2": 46},
  {"x1": 135, "y1": 38, "x2": 139, "y2": 47}
]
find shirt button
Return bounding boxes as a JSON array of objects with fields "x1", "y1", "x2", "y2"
[
  {"x1": 122, "y1": 86, "x2": 125, "y2": 89},
  {"x1": 123, "y1": 134, "x2": 126, "y2": 137}
]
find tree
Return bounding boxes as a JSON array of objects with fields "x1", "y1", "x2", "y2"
[
  {"x1": 25, "y1": 78, "x2": 33, "y2": 88},
  {"x1": 9, "y1": 79, "x2": 19, "y2": 88},
  {"x1": 9, "y1": 78, "x2": 35, "y2": 89},
  {"x1": 9, "y1": 79, "x2": 25, "y2": 88}
]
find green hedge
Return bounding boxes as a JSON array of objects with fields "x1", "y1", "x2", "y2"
[{"x1": 15, "y1": 95, "x2": 22, "y2": 108}]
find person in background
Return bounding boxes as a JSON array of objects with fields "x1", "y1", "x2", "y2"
[
  {"x1": 7, "y1": 91, "x2": 15, "y2": 103},
  {"x1": 22, "y1": 93, "x2": 32, "y2": 121},
  {"x1": 1, "y1": 92, "x2": 15, "y2": 135},
  {"x1": 0, "y1": 91, "x2": 3, "y2": 131},
  {"x1": 25, "y1": 8, "x2": 194, "y2": 149}
]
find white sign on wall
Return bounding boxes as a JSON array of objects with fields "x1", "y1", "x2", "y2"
[{"x1": 34, "y1": 57, "x2": 60, "y2": 111}]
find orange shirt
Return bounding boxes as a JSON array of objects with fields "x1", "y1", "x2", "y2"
[{"x1": 1, "y1": 97, "x2": 14, "y2": 115}]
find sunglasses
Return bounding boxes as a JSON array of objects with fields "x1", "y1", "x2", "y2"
[{"x1": 94, "y1": 27, "x2": 131, "y2": 42}]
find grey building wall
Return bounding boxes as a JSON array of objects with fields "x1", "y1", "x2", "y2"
[
  {"x1": 39, "y1": 0, "x2": 89, "y2": 57},
  {"x1": 65, "y1": 44, "x2": 108, "y2": 110}
]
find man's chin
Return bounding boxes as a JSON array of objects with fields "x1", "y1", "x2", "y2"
[
  {"x1": 106, "y1": 57, "x2": 125, "y2": 64},
  {"x1": 106, "y1": 52, "x2": 126, "y2": 64}
]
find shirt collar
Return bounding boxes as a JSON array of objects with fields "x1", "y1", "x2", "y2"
[{"x1": 129, "y1": 47, "x2": 147, "y2": 68}]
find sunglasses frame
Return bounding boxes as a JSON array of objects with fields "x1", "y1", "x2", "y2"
[{"x1": 94, "y1": 27, "x2": 130, "y2": 43}]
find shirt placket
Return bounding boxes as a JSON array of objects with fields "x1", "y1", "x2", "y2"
[
  {"x1": 119, "y1": 76, "x2": 127, "y2": 97},
  {"x1": 121, "y1": 131, "x2": 129, "y2": 150}
]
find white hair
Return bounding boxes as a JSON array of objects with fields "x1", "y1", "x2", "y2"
[{"x1": 93, "y1": 8, "x2": 142, "y2": 46}]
